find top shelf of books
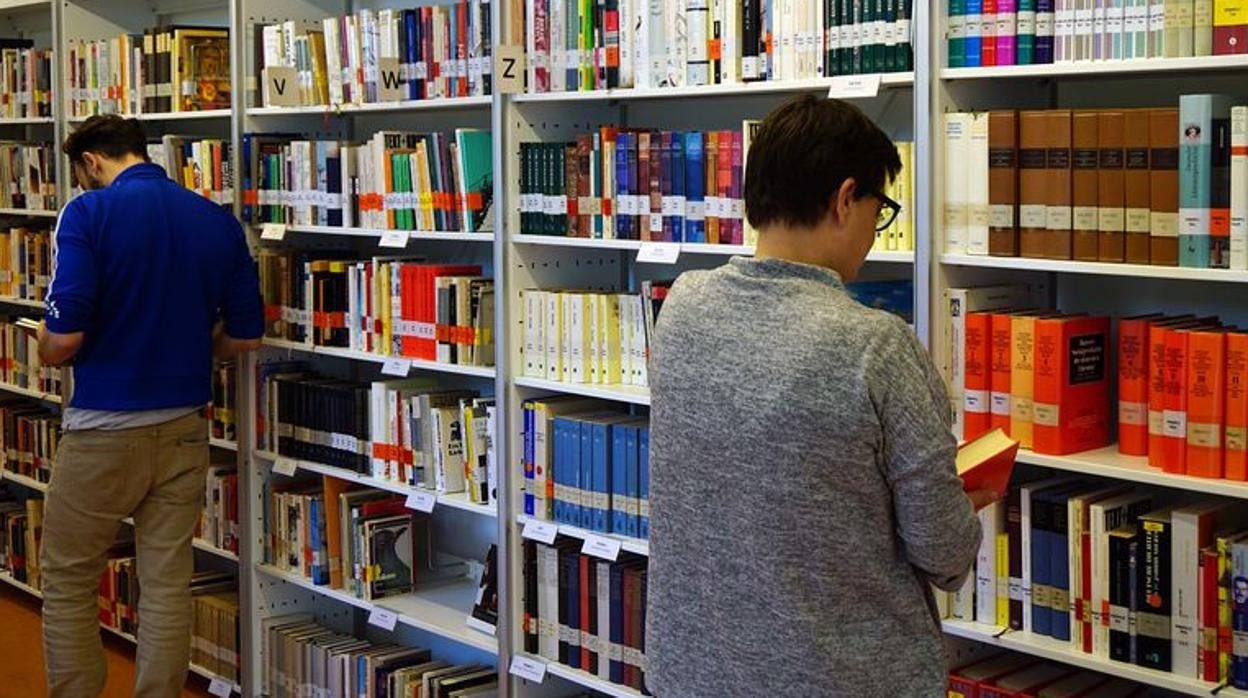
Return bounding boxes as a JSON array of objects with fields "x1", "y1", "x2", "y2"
[
  {"x1": 513, "y1": 73, "x2": 915, "y2": 103},
  {"x1": 942, "y1": 54, "x2": 1248, "y2": 80},
  {"x1": 246, "y1": 96, "x2": 490, "y2": 117}
]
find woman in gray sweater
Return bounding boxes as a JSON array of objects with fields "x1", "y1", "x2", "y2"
[{"x1": 646, "y1": 95, "x2": 995, "y2": 697}]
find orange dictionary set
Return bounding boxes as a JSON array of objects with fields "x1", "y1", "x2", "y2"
[{"x1": 963, "y1": 309, "x2": 1248, "y2": 481}]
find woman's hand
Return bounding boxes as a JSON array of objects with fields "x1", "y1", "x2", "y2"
[{"x1": 965, "y1": 488, "x2": 1000, "y2": 511}]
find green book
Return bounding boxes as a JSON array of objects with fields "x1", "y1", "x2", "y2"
[{"x1": 454, "y1": 129, "x2": 493, "y2": 233}]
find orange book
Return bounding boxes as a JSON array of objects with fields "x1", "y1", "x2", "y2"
[
  {"x1": 1011, "y1": 312, "x2": 1054, "y2": 449},
  {"x1": 1032, "y1": 315, "x2": 1111, "y2": 455},
  {"x1": 1226, "y1": 331, "x2": 1248, "y2": 481},
  {"x1": 321, "y1": 476, "x2": 356, "y2": 589},
  {"x1": 991, "y1": 312, "x2": 1016, "y2": 435},
  {"x1": 958, "y1": 428, "x2": 1020, "y2": 502},
  {"x1": 1118, "y1": 314, "x2": 1163, "y2": 456},
  {"x1": 1186, "y1": 328, "x2": 1227, "y2": 478},
  {"x1": 1163, "y1": 328, "x2": 1194, "y2": 474},
  {"x1": 965, "y1": 311, "x2": 994, "y2": 442}
]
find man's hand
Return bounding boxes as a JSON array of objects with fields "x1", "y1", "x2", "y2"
[
  {"x1": 966, "y1": 488, "x2": 1000, "y2": 511},
  {"x1": 37, "y1": 321, "x2": 83, "y2": 367},
  {"x1": 213, "y1": 320, "x2": 262, "y2": 360}
]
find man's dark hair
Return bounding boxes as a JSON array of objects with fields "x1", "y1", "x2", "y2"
[
  {"x1": 61, "y1": 114, "x2": 147, "y2": 163},
  {"x1": 745, "y1": 95, "x2": 901, "y2": 230}
]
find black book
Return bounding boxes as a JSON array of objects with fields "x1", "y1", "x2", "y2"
[
  {"x1": 1107, "y1": 525, "x2": 1137, "y2": 663},
  {"x1": 1136, "y1": 508, "x2": 1174, "y2": 671}
]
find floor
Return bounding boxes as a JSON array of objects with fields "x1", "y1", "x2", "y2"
[{"x1": 0, "y1": 583, "x2": 212, "y2": 698}]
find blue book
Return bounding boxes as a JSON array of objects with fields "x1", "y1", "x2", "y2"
[
  {"x1": 566, "y1": 552, "x2": 581, "y2": 669},
  {"x1": 592, "y1": 422, "x2": 611, "y2": 533},
  {"x1": 625, "y1": 133, "x2": 638, "y2": 241},
  {"x1": 580, "y1": 419, "x2": 594, "y2": 529},
  {"x1": 309, "y1": 496, "x2": 321, "y2": 583},
  {"x1": 671, "y1": 133, "x2": 685, "y2": 243},
  {"x1": 1178, "y1": 94, "x2": 1235, "y2": 268},
  {"x1": 964, "y1": 0, "x2": 982, "y2": 66},
  {"x1": 552, "y1": 417, "x2": 568, "y2": 523},
  {"x1": 1035, "y1": 0, "x2": 1054, "y2": 62},
  {"x1": 639, "y1": 425, "x2": 650, "y2": 540},
  {"x1": 241, "y1": 134, "x2": 252, "y2": 221},
  {"x1": 523, "y1": 402, "x2": 535, "y2": 516},
  {"x1": 609, "y1": 562, "x2": 625, "y2": 683},
  {"x1": 611, "y1": 424, "x2": 629, "y2": 534},
  {"x1": 616, "y1": 132, "x2": 631, "y2": 240},
  {"x1": 684, "y1": 131, "x2": 705, "y2": 243},
  {"x1": 404, "y1": 10, "x2": 419, "y2": 100},
  {"x1": 625, "y1": 425, "x2": 640, "y2": 538},
  {"x1": 1050, "y1": 493, "x2": 1073, "y2": 641},
  {"x1": 1231, "y1": 538, "x2": 1248, "y2": 688},
  {"x1": 1031, "y1": 490, "x2": 1055, "y2": 635}
]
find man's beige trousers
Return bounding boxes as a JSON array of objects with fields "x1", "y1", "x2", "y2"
[{"x1": 40, "y1": 411, "x2": 208, "y2": 698}]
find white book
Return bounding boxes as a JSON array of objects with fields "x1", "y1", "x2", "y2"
[
  {"x1": 687, "y1": 0, "x2": 710, "y2": 85},
  {"x1": 617, "y1": 293, "x2": 633, "y2": 384},
  {"x1": 620, "y1": 0, "x2": 634, "y2": 87},
  {"x1": 262, "y1": 24, "x2": 284, "y2": 68},
  {"x1": 650, "y1": 0, "x2": 667, "y2": 87},
  {"x1": 1172, "y1": 502, "x2": 1237, "y2": 678},
  {"x1": 526, "y1": 0, "x2": 538, "y2": 90},
  {"x1": 1106, "y1": 0, "x2": 1126, "y2": 57},
  {"x1": 968, "y1": 112, "x2": 991, "y2": 255},
  {"x1": 545, "y1": 291, "x2": 563, "y2": 381},
  {"x1": 669, "y1": 0, "x2": 688, "y2": 86},
  {"x1": 1075, "y1": 0, "x2": 1095, "y2": 58},
  {"x1": 1056, "y1": 0, "x2": 1075, "y2": 60},
  {"x1": 345, "y1": 14, "x2": 363, "y2": 104},
  {"x1": 1149, "y1": 0, "x2": 1166, "y2": 55},
  {"x1": 1094, "y1": 0, "x2": 1108, "y2": 58},
  {"x1": 935, "y1": 588, "x2": 950, "y2": 619},
  {"x1": 1194, "y1": 0, "x2": 1212, "y2": 54},
  {"x1": 632, "y1": 295, "x2": 649, "y2": 386},
  {"x1": 597, "y1": 559, "x2": 611, "y2": 680},
  {"x1": 1067, "y1": 485, "x2": 1129, "y2": 650},
  {"x1": 587, "y1": 294, "x2": 601, "y2": 384},
  {"x1": 538, "y1": 544, "x2": 560, "y2": 659},
  {"x1": 635, "y1": 0, "x2": 652, "y2": 88},
  {"x1": 1089, "y1": 492, "x2": 1154, "y2": 658},
  {"x1": 1176, "y1": 0, "x2": 1195, "y2": 56},
  {"x1": 550, "y1": 0, "x2": 566, "y2": 91},
  {"x1": 944, "y1": 112, "x2": 972, "y2": 255},
  {"x1": 563, "y1": 293, "x2": 579, "y2": 382},
  {"x1": 976, "y1": 502, "x2": 1004, "y2": 625},
  {"x1": 1124, "y1": 0, "x2": 1147, "y2": 55},
  {"x1": 1231, "y1": 106, "x2": 1248, "y2": 270},
  {"x1": 323, "y1": 18, "x2": 343, "y2": 106},
  {"x1": 952, "y1": 574, "x2": 975, "y2": 621}
]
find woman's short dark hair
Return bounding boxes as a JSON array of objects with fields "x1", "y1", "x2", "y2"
[
  {"x1": 745, "y1": 95, "x2": 901, "y2": 230},
  {"x1": 62, "y1": 115, "x2": 147, "y2": 164}
]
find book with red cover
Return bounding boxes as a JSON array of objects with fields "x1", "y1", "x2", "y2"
[
  {"x1": 980, "y1": 663, "x2": 1075, "y2": 698},
  {"x1": 1032, "y1": 315, "x2": 1111, "y2": 455},
  {"x1": 1118, "y1": 314, "x2": 1163, "y2": 456},
  {"x1": 1200, "y1": 546, "x2": 1220, "y2": 681},
  {"x1": 1227, "y1": 331, "x2": 1248, "y2": 481},
  {"x1": 1148, "y1": 321, "x2": 1204, "y2": 468},
  {"x1": 965, "y1": 311, "x2": 994, "y2": 442},
  {"x1": 958, "y1": 428, "x2": 1020, "y2": 501},
  {"x1": 1162, "y1": 328, "x2": 1194, "y2": 474},
  {"x1": 947, "y1": 654, "x2": 1037, "y2": 698},
  {"x1": 1186, "y1": 328, "x2": 1227, "y2": 478},
  {"x1": 991, "y1": 311, "x2": 1016, "y2": 435}
]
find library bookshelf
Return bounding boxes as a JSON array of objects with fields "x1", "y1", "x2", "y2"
[{"x1": 0, "y1": 0, "x2": 1239, "y2": 694}]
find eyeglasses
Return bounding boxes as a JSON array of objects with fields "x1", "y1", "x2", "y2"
[{"x1": 874, "y1": 191, "x2": 902, "y2": 231}]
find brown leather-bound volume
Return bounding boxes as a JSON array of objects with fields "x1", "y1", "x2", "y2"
[
  {"x1": 1020, "y1": 111, "x2": 1049, "y2": 258},
  {"x1": 1047, "y1": 110, "x2": 1074, "y2": 260},
  {"x1": 1073, "y1": 111, "x2": 1100, "y2": 261},
  {"x1": 989, "y1": 110, "x2": 1020, "y2": 257},
  {"x1": 1097, "y1": 110, "x2": 1126, "y2": 262},
  {"x1": 1124, "y1": 109, "x2": 1152, "y2": 264},
  {"x1": 1149, "y1": 107, "x2": 1180, "y2": 266}
]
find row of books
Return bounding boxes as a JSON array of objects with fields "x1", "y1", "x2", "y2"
[
  {"x1": 256, "y1": 365, "x2": 496, "y2": 503},
  {"x1": 191, "y1": 590, "x2": 241, "y2": 685},
  {"x1": 147, "y1": 137, "x2": 234, "y2": 207},
  {"x1": 0, "y1": 397, "x2": 60, "y2": 485},
  {"x1": 262, "y1": 615, "x2": 497, "y2": 698},
  {"x1": 940, "y1": 478, "x2": 1248, "y2": 685},
  {"x1": 521, "y1": 398, "x2": 650, "y2": 539},
  {"x1": 99, "y1": 543, "x2": 139, "y2": 635},
  {"x1": 948, "y1": 653, "x2": 1152, "y2": 697},
  {"x1": 67, "y1": 27, "x2": 231, "y2": 117},
  {"x1": 0, "y1": 318, "x2": 64, "y2": 397},
  {"x1": 0, "y1": 226, "x2": 50, "y2": 303},
  {"x1": 258, "y1": 253, "x2": 496, "y2": 367},
  {"x1": 947, "y1": 0, "x2": 1248, "y2": 67},
  {"x1": 0, "y1": 142, "x2": 55, "y2": 213},
  {"x1": 524, "y1": 0, "x2": 914, "y2": 95},
  {"x1": 0, "y1": 496, "x2": 40, "y2": 588},
  {"x1": 244, "y1": 129, "x2": 493, "y2": 233},
  {"x1": 257, "y1": 3, "x2": 492, "y2": 108},
  {"x1": 521, "y1": 540, "x2": 649, "y2": 692},
  {"x1": 520, "y1": 287, "x2": 661, "y2": 388},
  {"x1": 197, "y1": 458, "x2": 239, "y2": 557},
  {"x1": 265, "y1": 477, "x2": 430, "y2": 600},
  {"x1": 945, "y1": 101, "x2": 1248, "y2": 270},
  {"x1": 0, "y1": 44, "x2": 53, "y2": 119},
  {"x1": 210, "y1": 362, "x2": 237, "y2": 443}
]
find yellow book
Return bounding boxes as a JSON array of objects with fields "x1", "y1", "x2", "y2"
[
  {"x1": 1010, "y1": 314, "x2": 1039, "y2": 449},
  {"x1": 996, "y1": 531, "x2": 1010, "y2": 627},
  {"x1": 380, "y1": 261, "x2": 392, "y2": 355},
  {"x1": 600, "y1": 293, "x2": 622, "y2": 385},
  {"x1": 545, "y1": 291, "x2": 563, "y2": 382},
  {"x1": 308, "y1": 30, "x2": 329, "y2": 105},
  {"x1": 414, "y1": 142, "x2": 435, "y2": 231}
]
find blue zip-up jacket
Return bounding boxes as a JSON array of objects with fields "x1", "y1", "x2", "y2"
[{"x1": 45, "y1": 162, "x2": 263, "y2": 410}]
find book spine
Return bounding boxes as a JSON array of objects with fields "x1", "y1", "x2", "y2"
[
  {"x1": 1233, "y1": 541, "x2": 1248, "y2": 687},
  {"x1": 1197, "y1": 0, "x2": 1216, "y2": 52},
  {"x1": 1037, "y1": 0, "x2": 1057, "y2": 59},
  {"x1": 1011, "y1": 314, "x2": 1038, "y2": 449},
  {"x1": 945, "y1": 113, "x2": 971, "y2": 254},
  {"x1": 1201, "y1": 547, "x2": 1221, "y2": 681},
  {"x1": 1150, "y1": 107, "x2": 1181, "y2": 266},
  {"x1": 1099, "y1": 110, "x2": 1128, "y2": 262},
  {"x1": 1020, "y1": 110, "x2": 1049, "y2": 257},
  {"x1": 1138, "y1": 517, "x2": 1174, "y2": 671},
  {"x1": 999, "y1": 0, "x2": 1019, "y2": 62},
  {"x1": 1212, "y1": 108, "x2": 1234, "y2": 268},
  {"x1": 1032, "y1": 493, "x2": 1054, "y2": 635},
  {"x1": 1073, "y1": 110, "x2": 1100, "y2": 262},
  {"x1": 1179, "y1": 94, "x2": 1214, "y2": 268},
  {"x1": 1125, "y1": 109, "x2": 1153, "y2": 263},
  {"x1": 950, "y1": 0, "x2": 968, "y2": 66},
  {"x1": 1172, "y1": 509, "x2": 1208, "y2": 678},
  {"x1": 991, "y1": 312, "x2": 1015, "y2": 435},
  {"x1": 968, "y1": 112, "x2": 991, "y2": 255},
  {"x1": 1186, "y1": 330, "x2": 1226, "y2": 477},
  {"x1": 1046, "y1": 109, "x2": 1074, "y2": 260},
  {"x1": 984, "y1": 0, "x2": 1000, "y2": 63},
  {"x1": 967, "y1": 0, "x2": 985, "y2": 64},
  {"x1": 1008, "y1": 487, "x2": 1025, "y2": 629},
  {"x1": 1108, "y1": 531, "x2": 1136, "y2": 662},
  {"x1": 1119, "y1": 318, "x2": 1152, "y2": 456},
  {"x1": 1019, "y1": 0, "x2": 1039, "y2": 60},
  {"x1": 976, "y1": 502, "x2": 1002, "y2": 624},
  {"x1": 965, "y1": 312, "x2": 993, "y2": 441},
  {"x1": 1163, "y1": 328, "x2": 1192, "y2": 474},
  {"x1": 1227, "y1": 332, "x2": 1248, "y2": 481}
]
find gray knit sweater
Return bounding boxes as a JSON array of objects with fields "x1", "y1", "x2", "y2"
[{"x1": 645, "y1": 257, "x2": 982, "y2": 697}]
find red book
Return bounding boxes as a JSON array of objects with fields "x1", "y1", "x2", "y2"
[
  {"x1": 982, "y1": 0, "x2": 999, "y2": 65},
  {"x1": 958, "y1": 428, "x2": 1020, "y2": 501},
  {"x1": 621, "y1": 566, "x2": 636, "y2": 688},
  {"x1": 1226, "y1": 331, "x2": 1248, "y2": 481},
  {"x1": 948, "y1": 654, "x2": 1038, "y2": 698},
  {"x1": 455, "y1": 3, "x2": 469, "y2": 96},
  {"x1": 579, "y1": 554, "x2": 592, "y2": 671},
  {"x1": 965, "y1": 311, "x2": 994, "y2": 442},
  {"x1": 980, "y1": 663, "x2": 1074, "y2": 697},
  {"x1": 1117, "y1": 315, "x2": 1162, "y2": 456},
  {"x1": 1200, "y1": 546, "x2": 1220, "y2": 681},
  {"x1": 991, "y1": 312, "x2": 1016, "y2": 435},
  {"x1": 1032, "y1": 316, "x2": 1112, "y2": 455},
  {"x1": 1163, "y1": 328, "x2": 1194, "y2": 473},
  {"x1": 730, "y1": 130, "x2": 744, "y2": 245},
  {"x1": 1186, "y1": 328, "x2": 1227, "y2": 478},
  {"x1": 400, "y1": 264, "x2": 481, "y2": 360}
]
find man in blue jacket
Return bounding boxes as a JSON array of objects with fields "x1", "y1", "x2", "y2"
[{"x1": 37, "y1": 115, "x2": 262, "y2": 697}]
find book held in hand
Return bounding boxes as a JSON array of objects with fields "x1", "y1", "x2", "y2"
[{"x1": 958, "y1": 427, "x2": 1021, "y2": 502}]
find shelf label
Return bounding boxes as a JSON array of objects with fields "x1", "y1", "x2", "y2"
[
  {"x1": 368, "y1": 608, "x2": 399, "y2": 631},
  {"x1": 827, "y1": 73, "x2": 882, "y2": 99},
  {"x1": 208, "y1": 678, "x2": 234, "y2": 698},
  {"x1": 636, "y1": 242, "x2": 681, "y2": 265},
  {"x1": 581, "y1": 534, "x2": 622, "y2": 561},
  {"x1": 405, "y1": 490, "x2": 437, "y2": 513},
  {"x1": 272, "y1": 457, "x2": 298, "y2": 477},
  {"x1": 381, "y1": 358, "x2": 411, "y2": 377},
  {"x1": 261, "y1": 66, "x2": 300, "y2": 107},
  {"x1": 509, "y1": 655, "x2": 547, "y2": 683},
  {"x1": 494, "y1": 45, "x2": 526, "y2": 94},
  {"x1": 378, "y1": 230, "x2": 409, "y2": 248},
  {"x1": 521, "y1": 519, "x2": 559, "y2": 545},
  {"x1": 260, "y1": 223, "x2": 288, "y2": 241}
]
